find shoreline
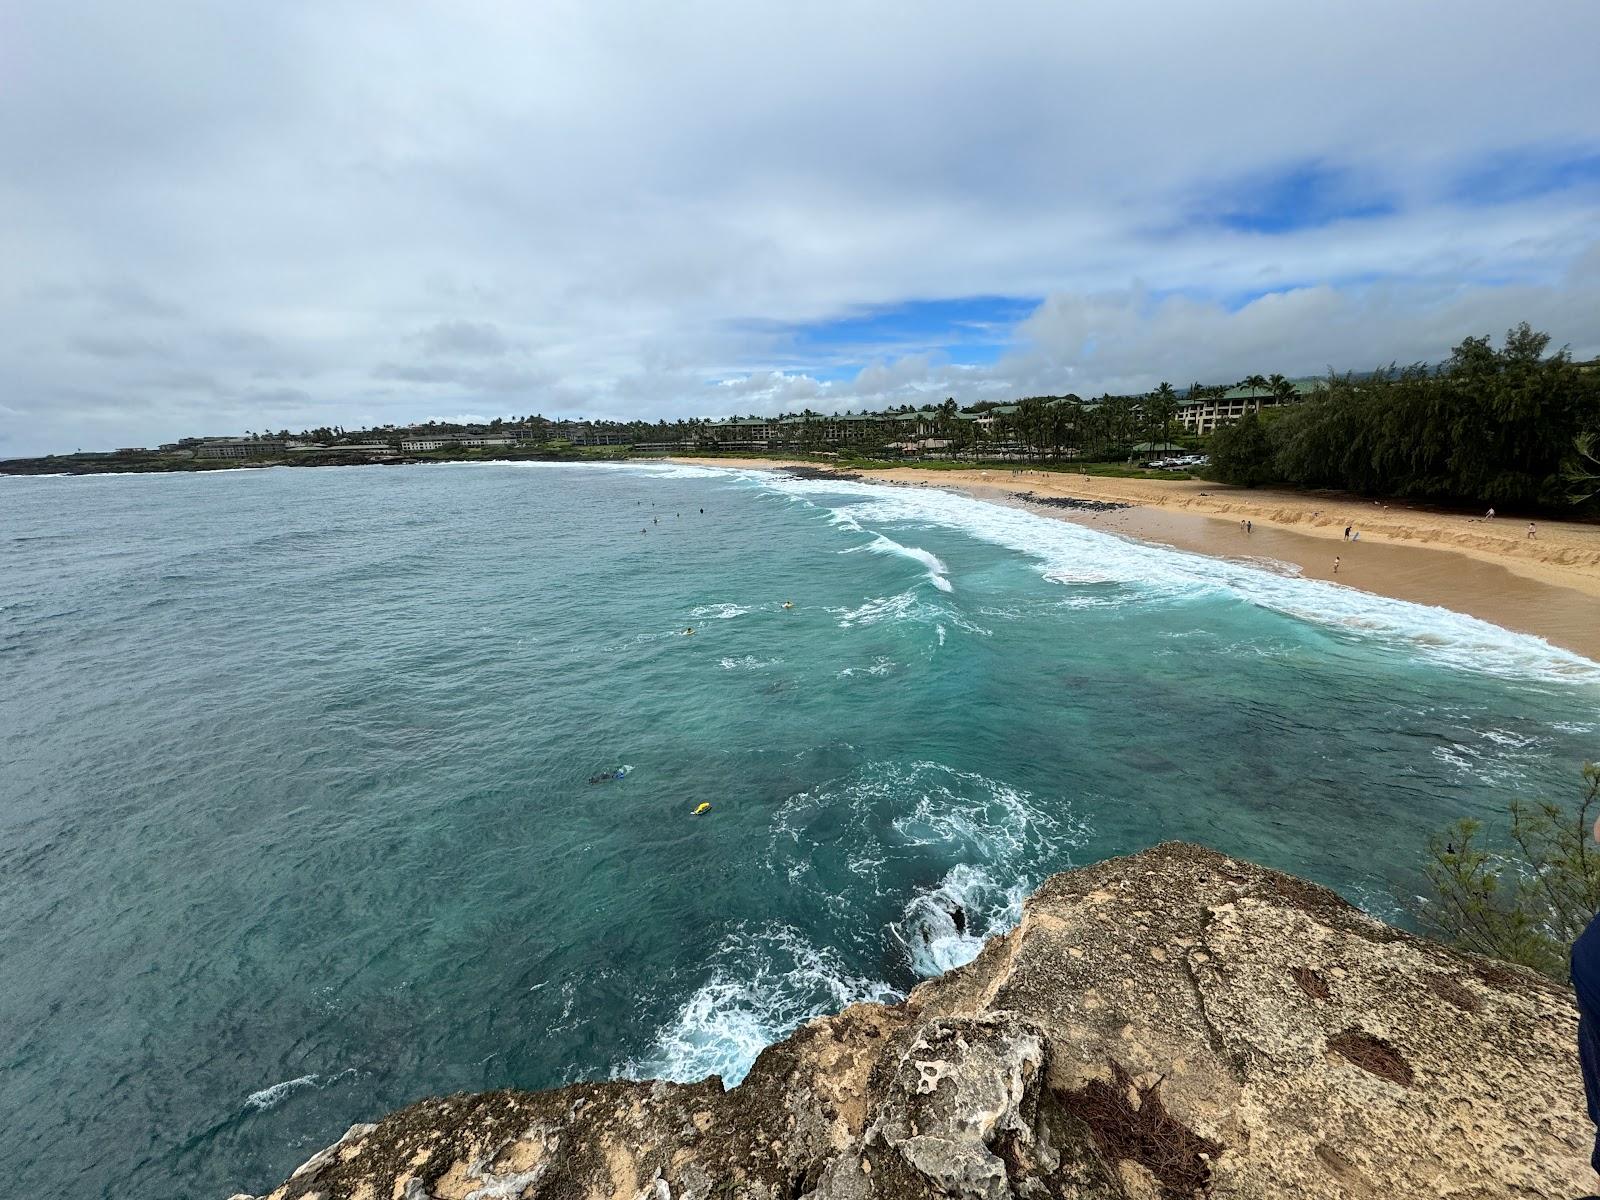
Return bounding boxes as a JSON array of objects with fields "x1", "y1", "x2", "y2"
[{"x1": 670, "y1": 456, "x2": 1600, "y2": 662}]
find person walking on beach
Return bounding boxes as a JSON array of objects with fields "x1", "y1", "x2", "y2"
[
  {"x1": 1333, "y1": 556, "x2": 1340, "y2": 574},
  {"x1": 1486, "y1": 506, "x2": 1495, "y2": 519},
  {"x1": 1344, "y1": 525, "x2": 1351, "y2": 540},
  {"x1": 1569, "y1": 813, "x2": 1600, "y2": 1180},
  {"x1": 1528, "y1": 522, "x2": 1537, "y2": 539},
  {"x1": 1246, "y1": 519, "x2": 1252, "y2": 534}
]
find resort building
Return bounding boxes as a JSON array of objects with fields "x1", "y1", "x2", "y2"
[
  {"x1": 289, "y1": 443, "x2": 398, "y2": 457},
  {"x1": 570, "y1": 428, "x2": 630, "y2": 445},
  {"x1": 1177, "y1": 379, "x2": 1325, "y2": 435},
  {"x1": 194, "y1": 438, "x2": 288, "y2": 458},
  {"x1": 399, "y1": 435, "x2": 515, "y2": 452}
]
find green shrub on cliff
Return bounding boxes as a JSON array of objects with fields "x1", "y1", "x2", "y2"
[{"x1": 1415, "y1": 763, "x2": 1600, "y2": 977}]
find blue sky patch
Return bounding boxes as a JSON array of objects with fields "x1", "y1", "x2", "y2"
[
  {"x1": 1448, "y1": 145, "x2": 1600, "y2": 205},
  {"x1": 743, "y1": 294, "x2": 1039, "y2": 377},
  {"x1": 1187, "y1": 161, "x2": 1398, "y2": 234}
]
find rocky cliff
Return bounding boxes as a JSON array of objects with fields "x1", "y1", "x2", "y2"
[{"x1": 232, "y1": 843, "x2": 1592, "y2": 1199}]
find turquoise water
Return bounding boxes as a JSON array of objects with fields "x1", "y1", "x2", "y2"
[{"x1": 2, "y1": 461, "x2": 1597, "y2": 1198}]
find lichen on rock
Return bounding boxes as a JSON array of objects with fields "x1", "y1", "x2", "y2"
[{"x1": 233, "y1": 842, "x2": 1593, "y2": 1199}]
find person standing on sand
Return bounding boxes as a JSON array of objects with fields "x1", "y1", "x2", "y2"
[
  {"x1": 1333, "y1": 556, "x2": 1340, "y2": 574},
  {"x1": 1529, "y1": 522, "x2": 1537, "y2": 539},
  {"x1": 1344, "y1": 525, "x2": 1351, "y2": 540},
  {"x1": 1570, "y1": 814, "x2": 1600, "y2": 1179},
  {"x1": 1246, "y1": 519, "x2": 1252, "y2": 534},
  {"x1": 1486, "y1": 507, "x2": 1495, "y2": 519}
]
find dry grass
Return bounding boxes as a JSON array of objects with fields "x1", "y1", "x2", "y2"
[
  {"x1": 1293, "y1": 966, "x2": 1331, "y2": 1000},
  {"x1": 1327, "y1": 1030, "x2": 1415, "y2": 1088},
  {"x1": 1424, "y1": 972, "x2": 1481, "y2": 1013},
  {"x1": 1059, "y1": 1060, "x2": 1222, "y2": 1198}
]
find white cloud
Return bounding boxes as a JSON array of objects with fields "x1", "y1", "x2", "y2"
[{"x1": 1, "y1": 0, "x2": 1597, "y2": 454}]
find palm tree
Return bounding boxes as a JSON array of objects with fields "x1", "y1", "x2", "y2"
[
  {"x1": 1240, "y1": 374, "x2": 1268, "y2": 397},
  {"x1": 1146, "y1": 381, "x2": 1178, "y2": 450}
]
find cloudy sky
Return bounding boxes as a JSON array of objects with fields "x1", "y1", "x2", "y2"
[{"x1": 3, "y1": 0, "x2": 1598, "y2": 455}]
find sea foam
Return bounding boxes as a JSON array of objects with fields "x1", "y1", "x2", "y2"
[
  {"x1": 895, "y1": 863, "x2": 1030, "y2": 977},
  {"x1": 759, "y1": 473, "x2": 1600, "y2": 682},
  {"x1": 619, "y1": 923, "x2": 899, "y2": 1088},
  {"x1": 244, "y1": 1073, "x2": 320, "y2": 1112}
]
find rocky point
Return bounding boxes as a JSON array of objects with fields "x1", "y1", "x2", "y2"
[{"x1": 230, "y1": 842, "x2": 1591, "y2": 1199}]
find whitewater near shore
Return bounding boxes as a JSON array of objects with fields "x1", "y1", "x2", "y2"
[{"x1": 671, "y1": 457, "x2": 1600, "y2": 660}]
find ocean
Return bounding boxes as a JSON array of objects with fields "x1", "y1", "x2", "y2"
[{"x1": 2, "y1": 460, "x2": 1596, "y2": 1199}]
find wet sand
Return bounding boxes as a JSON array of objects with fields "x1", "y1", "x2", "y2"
[{"x1": 668, "y1": 457, "x2": 1600, "y2": 662}]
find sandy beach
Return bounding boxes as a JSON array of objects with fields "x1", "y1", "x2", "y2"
[{"x1": 670, "y1": 456, "x2": 1600, "y2": 661}]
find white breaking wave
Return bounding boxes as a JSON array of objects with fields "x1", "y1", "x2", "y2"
[
  {"x1": 1479, "y1": 728, "x2": 1537, "y2": 748},
  {"x1": 628, "y1": 463, "x2": 742, "y2": 480},
  {"x1": 619, "y1": 924, "x2": 899, "y2": 1088},
  {"x1": 837, "y1": 656, "x2": 895, "y2": 678},
  {"x1": 720, "y1": 655, "x2": 779, "y2": 671},
  {"x1": 691, "y1": 603, "x2": 754, "y2": 620},
  {"x1": 244, "y1": 1074, "x2": 320, "y2": 1111},
  {"x1": 857, "y1": 533, "x2": 953, "y2": 592},
  {"x1": 444, "y1": 459, "x2": 744, "y2": 482},
  {"x1": 831, "y1": 589, "x2": 919, "y2": 628},
  {"x1": 1431, "y1": 741, "x2": 1529, "y2": 786},
  {"x1": 894, "y1": 864, "x2": 1031, "y2": 978},
  {"x1": 759, "y1": 473, "x2": 1600, "y2": 682},
  {"x1": 828, "y1": 509, "x2": 864, "y2": 533},
  {"x1": 890, "y1": 764, "x2": 1071, "y2": 864},
  {"x1": 828, "y1": 590, "x2": 990, "y2": 637}
]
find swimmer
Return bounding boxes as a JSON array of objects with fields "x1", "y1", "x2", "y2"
[
  {"x1": 781, "y1": 600, "x2": 794, "y2": 609},
  {"x1": 683, "y1": 627, "x2": 695, "y2": 635}
]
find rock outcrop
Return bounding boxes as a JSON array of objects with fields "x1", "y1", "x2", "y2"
[{"x1": 233, "y1": 843, "x2": 1592, "y2": 1199}]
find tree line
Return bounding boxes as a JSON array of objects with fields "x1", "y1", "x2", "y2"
[{"x1": 1206, "y1": 324, "x2": 1600, "y2": 509}]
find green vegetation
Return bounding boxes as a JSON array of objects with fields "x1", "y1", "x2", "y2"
[
  {"x1": 852, "y1": 456, "x2": 1189, "y2": 480},
  {"x1": 1205, "y1": 324, "x2": 1600, "y2": 509},
  {"x1": 1414, "y1": 764, "x2": 1600, "y2": 978},
  {"x1": 13, "y1": 320, "x2": 1597, "y2": 501},
  {"x1": 1203, "y1": 412, "x2": 1274, "y2": 487}
]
